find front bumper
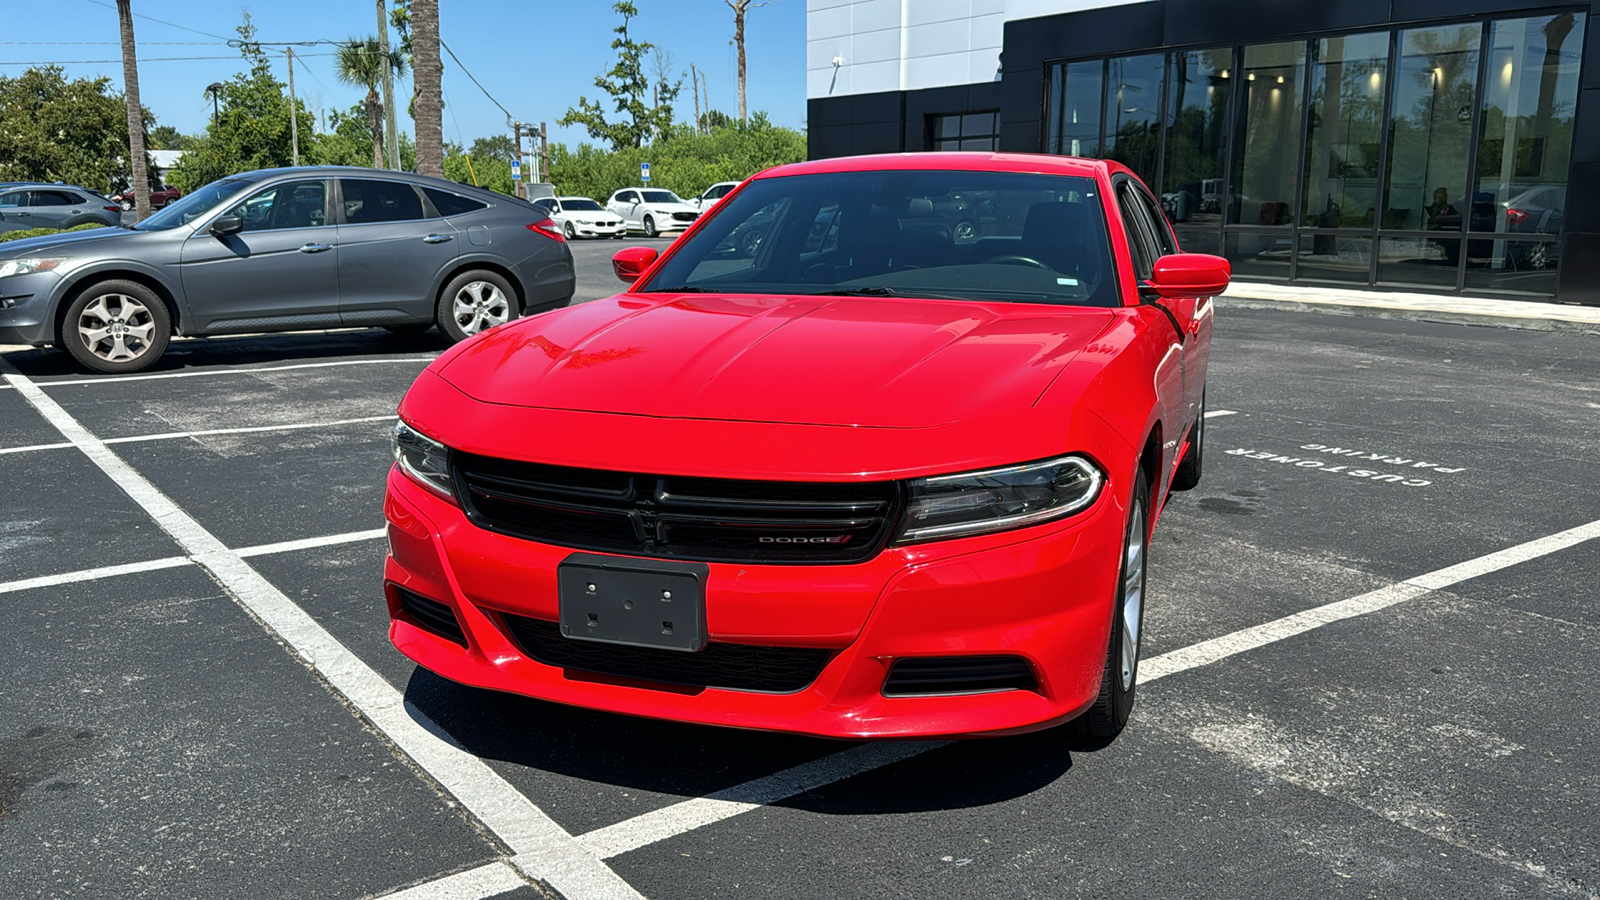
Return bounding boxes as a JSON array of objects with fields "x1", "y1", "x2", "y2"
[
  {"x1": 384, "y1": 464, "x2": 1128, "y2": 739},
  {"x1": 571, "y1": 221, "x2": 626, "y2": 238},
  {"x1": 0, "y1": 271, "x2": 65, "y2": 345}
]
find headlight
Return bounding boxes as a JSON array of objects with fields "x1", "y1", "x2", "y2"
[
  {"x1": 894, "y1": 455, "x2": 1104, "y2": 544},
  {"x1": 0, "y1": 257, "x2": 69, "y2": 278},
  {"x1": 392, "y1": 420, "x2": 455, "y2": 502}
]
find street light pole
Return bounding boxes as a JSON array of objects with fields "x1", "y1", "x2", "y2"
[{"x1": 206, "y1": 82, "x2": 223, "y2": 133}]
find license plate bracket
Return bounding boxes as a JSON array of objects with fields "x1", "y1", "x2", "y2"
[{"x1": 557, "y1": 554, "x2": 709, "y2": 652}]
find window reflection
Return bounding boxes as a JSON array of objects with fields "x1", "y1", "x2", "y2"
[
  {"x1": 1046, "y1": 60, "x2": 1104, "y2": 157},
  {"x1": 1302, "y1": 33, "x2": 1389, "y2": 228},
  {"x1": 1231, "y1": 42, "x2": 1307, "y2": 226},
  {"x1": 1163, "y1": 49, "x2": 1232, "y2": 226},
  {"x1": 1385, "y1": 25, "x2": 1481, "y2": 232},
  {"x1": 1104, "y1": 54, "x2": 1164, "y2": 186}
]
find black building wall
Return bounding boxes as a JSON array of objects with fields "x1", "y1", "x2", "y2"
[{"x1": 806, "y1": 0, "x2": 1598, "y2": 304}]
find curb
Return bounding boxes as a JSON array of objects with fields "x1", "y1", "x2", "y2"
[{"x1": 1218, "y1": 282, "x2": 1600, "y2": 336}]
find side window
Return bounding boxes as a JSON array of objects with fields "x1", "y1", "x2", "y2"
[
  {"x1": 33, "y1": 191, "x2": 73, "y2": 207},
  {"x1": 1116, "y1": 183, "x2": 1157, "y2": 282},
  {"x1": 0, "y1": 192, "x2": 26, "y2": 208},
  {"x1": 227, "y1": 180, "x2": 328, "y2": 232},
  {"x1": 340, "y1": 179, "x2": 425, "y2": 224},
  {"x1": 620, "y1": 191, "x2": 638, "y2": 204},
  {"x1": 424, "y1": 187, "x2": 488, "y2": 217},
  {"x1": 1132, "y1": 186, "x2": 1175, "y2": 257}
]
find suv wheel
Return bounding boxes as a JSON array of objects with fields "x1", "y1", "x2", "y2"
[
  {"x1": 643, "y1": 215, "x2": 658, "y2": 238},
  {"x1": 437, "y1": 270, "x2": 519, "y2": 342},
  {"x1": 61, "y1": 280, "x2": 171, "y2": 374}
]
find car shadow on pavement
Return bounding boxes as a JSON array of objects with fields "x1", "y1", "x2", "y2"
[
  {"x1": 404, "y1": 667, "x2": 1080, "y2": 813},
  {"x1": 0, "y1": 329, "x2": 452, "y2": 378}
]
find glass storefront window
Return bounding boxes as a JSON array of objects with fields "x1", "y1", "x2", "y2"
[
  {"x1": 1163, "y1": 48, "x2": 1232, "y2": 227},
  {"x1": 1231, "y1": 41, "x2": 1307, "y2": 227},
  {"x1": 1384, "y1": 25, "x2": 1481, "y2": 232},
  {"x1": 1376, "y1": 235, "x2": 1461, "y2": 288},
  {"x1": 1225, "y1": 231, "x2": 1294, "y2": 280},
  {"x1": 1046, "y1": 60, "x2": 1104, "y2": 158},
  {"x1": 1302, "y1": 32, "x2": 1389, "y2": 228},
  {"x1": 1104, "y1": 54, "x2": 1165, "y2": 186},
  {"x1": 1473, "y1": 12, "x2": 1583, "y2": 249}
]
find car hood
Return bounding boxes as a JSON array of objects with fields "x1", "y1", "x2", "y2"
[
  {"x1": 643, "y1": 202, "x2": 698, "y2": 214},
  {"x1": 0, "y1": 225, "x2": 151, "y2": 256},
  {"x1": 436, "y1": 294, "x2": 1115, "y2": 428}
]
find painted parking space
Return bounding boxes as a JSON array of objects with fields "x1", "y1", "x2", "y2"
[
  {"x1": 0, "y1": 387, "x2": 67, "y2": 450},
  {"x1": 4, "y1": 283, "x2": 1598, "y2": 900}
]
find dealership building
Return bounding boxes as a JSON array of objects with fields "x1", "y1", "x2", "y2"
[{"x1": 806, "y1": 0, "x2": 1596, "y2": 304}]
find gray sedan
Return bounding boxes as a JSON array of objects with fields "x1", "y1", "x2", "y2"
[
  {"x1": 0, "y1": 184, "x2": 124, "y2": 233},
  {"x1": 0, "y1": 166, "x2": 575, "y2": 373}
]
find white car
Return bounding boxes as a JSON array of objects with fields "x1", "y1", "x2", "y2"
[
  {"x1": 692, "y1": 181, "x2": 740, "y2": 211},
  {"x1": 533, "y1": 196, "x2": 626, "y2": 240},
  {"x1": 606, "y1": 187, "x2": 701, "y2": 237}
]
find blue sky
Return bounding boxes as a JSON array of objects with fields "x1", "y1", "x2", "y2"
[{"x1": 1, "y1": 0, "x2": 807, "y2": 148}]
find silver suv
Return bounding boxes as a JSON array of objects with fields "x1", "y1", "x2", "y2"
[
  {"x1": 0, "y1": 184, "x2": 124, "y2": 232},
  {"x1": 0, "y1": 167, "x2": 575, "y2": 373}
]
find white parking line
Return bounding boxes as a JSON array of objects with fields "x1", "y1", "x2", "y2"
[
  {"x1": 0, "y1": 556, "x2": 193, "y2": 595},
  {"x1": 234, "y1": 528, "x2": 388, "y2": 558},
  {"x1": 1204, "y1": 409, "x2": 1238, "y2": 418},
  {"x1": 2, "y1": 361, "x2": 641, "y2": 900},
  {"x1": 371, "y1": 861, "x2": 525, "y2": 900},
  {"x1": 0, "y1": 417, "x2": 395, "y2": 457},
  {"x1": 0, "y1": 441, "x2": 75, "y2": 455},
  {"x1": 37, "y1": 356, "x2": 437, "y2": 388}
]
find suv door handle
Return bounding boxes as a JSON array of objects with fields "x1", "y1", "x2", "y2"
[
  {"x1": 299, "y1": 242, "x2": 333, "y2": 253},
  {"x1": 422, "y1": 233, "x2": 453, "y2": 243}
]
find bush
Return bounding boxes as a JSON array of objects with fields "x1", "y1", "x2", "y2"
[
  {"x1": 0, "y1": 223, "x2": 108, "y2": 243},
  {"x1": 548, "y1": 115, "x2": 805, "y2": 202}
]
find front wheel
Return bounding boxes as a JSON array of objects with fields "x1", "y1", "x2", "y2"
[
  {"x1": 1076, "y1": 469, "x2": 1150, "y2": 741},
  {"x1": 436, "y1": 270, "x2": 519, "y2": 342},
  {"x1": 61, "y1": 280, "x2": 171, "y2": 374},
  {"x1": 643, "y1": 215, "x2": 658, "y2": 238},
  {"x1": 564, "y1": 221, "x2": 577, "y2": 240}
]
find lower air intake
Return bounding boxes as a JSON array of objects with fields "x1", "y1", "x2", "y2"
[
  {"x1": 882, "y1": 656, "x2": 1038, "y2": 696},
  {"x1": 394, "y1": 586, "x2": 467, "y2": 647}
]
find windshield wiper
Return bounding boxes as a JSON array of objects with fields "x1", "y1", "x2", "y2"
[
  {"x1": 809, "y1": 286, "x2": 978, "y2": 301},
  {"x1": 640, "y1": 285, "x2": 712, "y2": 293}
]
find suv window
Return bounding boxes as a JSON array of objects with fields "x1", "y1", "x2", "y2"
[
  {"x1": 617, "y1": 191, "x2": 638, "y2": 204},
  {"x1": 341, "y1": 179, "x2": 425, "y2": 224},
  {"x1": 0, "y1": 191, "x2": 26, "y2": 208},
  {"x1": 425, "y1": 187, "x2": 489, "y2": 217},
  {"x1": 32, "y1": 191, "x2": 78, "y2": 206},
  {"x1": 228, "y1": 180, "x2": 329, "y2": 232}
]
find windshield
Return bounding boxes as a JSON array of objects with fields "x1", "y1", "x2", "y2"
[
  {"x1": 641, "y1": 190, "x2": 683, "y2": 204},
  {"x1": 640, "y1": 170, "x2": 1119, "y2": 307},
  {"x1": 561, "y1": 198, "x2": 604, "y2": 211},
  {"x1": 135, "y1": 178, "x2": 252, "y2": 231}
]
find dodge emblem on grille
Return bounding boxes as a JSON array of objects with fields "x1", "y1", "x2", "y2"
[{"x1": 759, "y1": 535, "x2": 853, "y2": 544}]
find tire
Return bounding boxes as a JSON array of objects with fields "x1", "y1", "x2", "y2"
[
  {"x1": 564, "y1": 221, "x2": 577, "y2": 240},
  {"x1": 613, "y1": 233, "x2": 625, "y2": 240},
  {"x1": 1525, "y1": 242, "x2": 1550, "y2": 270},
  {"x1": 1076, "y1": 469, "x2": 1150, "y2": 741},
  {"x1": 436, "y1": 270, "x2": 519, "y2": 342},
  {"x1": 740, "y1": 228, "x2": 764, "y2": 258},
  {"x1": 60, "y1": 279, "x2": 171, "y2": 374},
  {"x1": 643, "y1": 215, "x2": 658, "y2": 238},
  {"x1": 120, "y1": 200, "x2": 133, "y2": 211},
  {"x1": 1171, "y1": 389, "x2": 1205, "y2": 491}
]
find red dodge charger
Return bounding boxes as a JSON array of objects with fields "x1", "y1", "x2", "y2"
[{"x1": 384, "y1": 152, "x2": 1226, "y2": 741}]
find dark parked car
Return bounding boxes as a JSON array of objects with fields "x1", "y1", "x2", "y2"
[
  {"x1": 0, "y1": 166, "x2": 575, "y2": 373},
  {"x1": 0, "y1": 184, "x2": 123, "y2": 233},
  {"x1": 1434, "y1": 183, "x2": 1565, "y2": 269}
]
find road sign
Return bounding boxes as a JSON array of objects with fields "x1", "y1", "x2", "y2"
[
  {"x1": 511, "y1": 159, "x2": 522, "y2": 181},
  {"x1": 641, "y1": 162, "x2": 650, "y2": 183}
]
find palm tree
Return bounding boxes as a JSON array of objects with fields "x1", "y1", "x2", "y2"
[
  {"x1": 336, "y1": 37, "x2": 407, "y2": 168},
  {"x1": 116, "y1": 0, "x2": 149, "y2": 220},
  {"x1": 411, "y1": 0, "x2": 442, "y2": 177}
]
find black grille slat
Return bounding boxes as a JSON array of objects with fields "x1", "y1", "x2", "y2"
[
  {"x1": 504, "y1": 615, "x2": 830, "y2": 693},
  {"x1": 883, "y1": 656, "x2": 1039, "y2": 696},
  {"x1": 454, "y1": 453, "x2": 899, "y2": 564},
  {"x1": 396, "y1": 587, "x2": 467, "y2": 646}
]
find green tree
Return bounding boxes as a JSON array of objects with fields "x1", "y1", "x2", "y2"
[
  {"x1": 560, "y1": 2, "x2": 678, "y2": 151},
  {"x1": 0, "y1": 66, "x2": 152, "y2": 191},
  {"x1": 469, "y1": 134, "x2": 517, "y2": 161},
  {"x1": 117, "y1": 0, "x2": 150, "y2": 219},
  {"x1": 336, "y1": 36, "x2": 408, "y2": 168},
  {"x1": 148, "y1": 125, "x2": 196, "y2": 151},
  {"x1": 169, "y1": 17, "x2": 315, "y2": 191},
  {"x1": 548, "y1": 112, "x2": 803, "y2": 202}
]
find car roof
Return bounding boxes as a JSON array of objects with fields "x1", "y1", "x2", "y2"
[
  {"x1": 555, "y1": 196, "x2": 599, "y2": 202},
  {"x1": 754, "y1": 152, "x2": 1121, "y2": 181}
]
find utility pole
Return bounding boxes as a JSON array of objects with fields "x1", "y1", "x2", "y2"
[
  {"x1": 377, "y1": 0, "x2": 399, "y2": 169},
  {"x1": 512, "y1": 121, "x2": 524, "y2": 199},
  {"x1": 285, "y1": 47, "x2": 300, "y2": 166},
  {"x1": 539, "y1": 122, "x2": 549, "y2": 185},
  {"x1": 691, "y1": 63, "x2": 701, "y2": 134}
]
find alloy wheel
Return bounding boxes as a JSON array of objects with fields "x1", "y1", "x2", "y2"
[
  {"x1": 1119, "y1": 500, "x2": 1146, "y2": 691},
  {"x1": 77, "y1": 294, "x2": 157, "y2": 363},
  {"x1": 450, "y1": 281, "x2": 510, "y2": 336}
]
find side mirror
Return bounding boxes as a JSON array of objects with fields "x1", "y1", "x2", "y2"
[
  {"x1": 1147, "y1": 253, "x2": 1230, "y2": 299},
  {"x1": 612, "y1": 246, "x2": 658, "y2": 283},
  {"x1": 209, "y1": 215, "x2": 244, "y2": 237}
]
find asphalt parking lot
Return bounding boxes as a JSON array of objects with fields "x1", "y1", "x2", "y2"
[{"x1": 3, "y1": 235, "x2": 1598, "y2": 900}]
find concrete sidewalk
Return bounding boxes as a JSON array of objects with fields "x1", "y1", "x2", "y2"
[{"x1": 1220, "y1": 281, "x2": 1600, "y2": 334}]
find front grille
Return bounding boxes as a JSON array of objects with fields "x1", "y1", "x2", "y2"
[
  {"x1": 882, "y1": 656, "x2": 1039, "y2": 696},
  {"x1": 503, "y1": 615, "x2": 831, "y2": 693},
  {"x1": 453, "y1": 453, "x2": 899, "y2": 564},
  {"x1": 394, "y1": 585, "x2": 467, "y2": 646},
  {"x1": 671, "y1": 211, "x2": 699, "y2": 222}
]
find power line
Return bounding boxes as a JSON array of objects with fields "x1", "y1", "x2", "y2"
[
  {"x1": 440, "y1": 39, "x2": 516, "y2": 124},
  {"x1": 0, "y1": 53, "x2": 346, "y2": 67},
  {"x1": 78, "y1": 0, "x2": 233, "y2": 41},
  {"x1": 0, "y1": 41, "x2": 222, "y2": 46}
]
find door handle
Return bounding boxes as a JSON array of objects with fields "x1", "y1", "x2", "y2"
[
  {"x1": 422, "y1": 233, "x2": 453, "y2": 244},
  {"x1": 299, "y1": 242, "x2": 333, "y2": 253}
]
